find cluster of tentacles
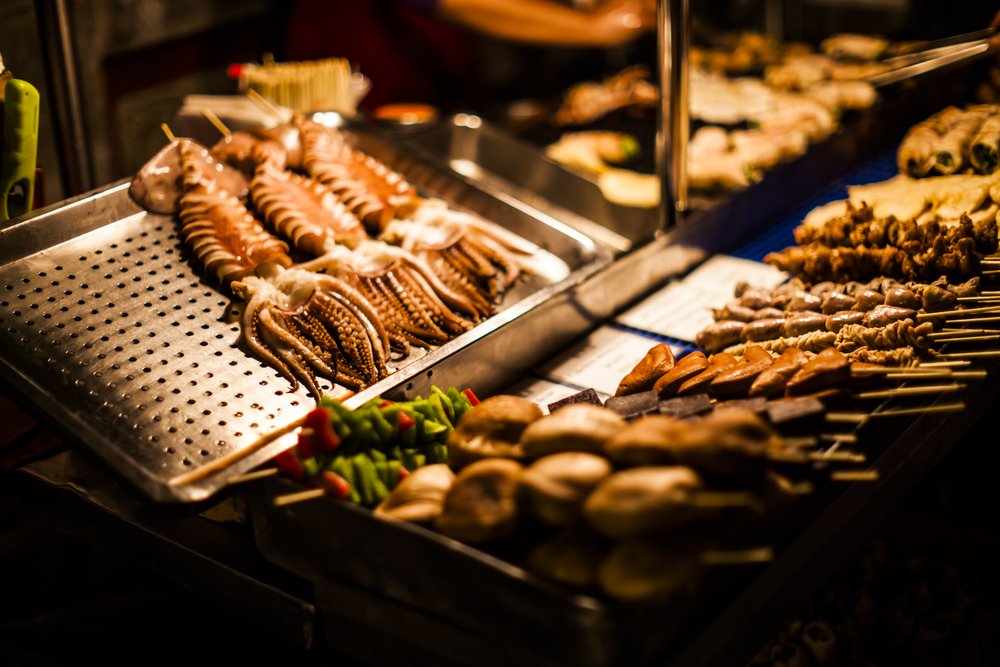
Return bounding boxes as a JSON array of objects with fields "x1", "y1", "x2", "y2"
[{"x1": 132, "y1": 115, "x2": 546, "y2": 400}]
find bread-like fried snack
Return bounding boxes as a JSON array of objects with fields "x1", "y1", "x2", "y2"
[
  {"x1": 519, "y1": 452, "x2": 614, "y2": 526},
  {"x1": 526, "y1": 525, "x2": 609, "y2": 589},
  {"x1": 785, "y1": 348, "x2": 850, "y2": 396},
  {"x1": 604, "y1": 414, "x2": 693, "y2": 466},
  {"x1": 374, "y1": 464, "x2": 455, "y2": 524},
  {"x1": 678, "y1": 352, "x2": 738, "y2": 396},
  {"x1": 749, "y1": 347, "x2": 809, "y2": 397},
  {"x1": 521, "y1": 404, "x2": 625, "y2": 458},
  {"x1": 435, "y1": 458, "x2": 524, "y2": 543},
  {"x1": 616, "y1": 343, "x2": 676, "y2": 396},
  {"x1": 447, "y1": 395, "x2": 541, "y2": 468},
  {"x1": 583, "y1": 466, "x2": 708, "y2": 539},
  {"x1": 655, "y1": 351, "x2": 709, "y2": 398},
  {"x1": 598, "y1": 537, "x2": 704, "y2": 602}
]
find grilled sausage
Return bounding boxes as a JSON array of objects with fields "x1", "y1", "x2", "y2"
[
  {"x1": 787, "y1": 291, "x2": 824, "y2": 312},
  {"x1": 825, "y1": 310, "x2": 865, "y2": 332},
  {"x1": 741, "y1": 318, "x2": 785, "y2": 342},
  {"x1": 782, "y1": 311, "x2": 827, "y2": 337},
  {"x1": 853, "y1": 288, "x2": 884, "y2": 311},
  {"x1": 884, "y1": 285, "x2": 919, "y2": 309},
  {"x1": 695, "y1": 320, "x2": 744, "y2": 353},
  {"x1": 862, "y1": 305, "x2": 917, "y2": 328},
  {"x1": 821, "y1": 291, "x2": 856, "y2": 314}
]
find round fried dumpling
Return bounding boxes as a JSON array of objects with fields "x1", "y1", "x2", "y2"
[
  {"x1": 583, "y1": 466, "x2": 709, "y2": 539},
  {"x1": 374, "y1": 464, "x2": 455, "y2": 524},
  {"x1": 435, "y1": 458, "x2": 524, "y2": 543},
  {"x1": 447, "y1": 395, "x2": 542, "y2": 469},
  {"x1": 521, "y1": 405, "x2": 625, "y2": 458},
  {"x1": 519, "y1": 452, "x2": 614, "y2": 526}
]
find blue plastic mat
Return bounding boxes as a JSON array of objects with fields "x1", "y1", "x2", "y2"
[{"x1": 732, "y1": 148, "x2": 899, "y2": 263}]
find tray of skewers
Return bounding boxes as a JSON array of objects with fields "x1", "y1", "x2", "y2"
[
  {"x1": 245, "y1": 99, "x2": 1000, "y2": 667},
  {"x1": 0, "y1": 111, "x2": 612, "y2": 502}
]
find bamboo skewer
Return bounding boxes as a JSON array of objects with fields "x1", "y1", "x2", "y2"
[
  {"x1": 929, "y1": 328, "x2": 1000, "y2": 338},
  {"x1": 202, "y1": 108, "x2": 232, "y2": 137},
  {"x1": 917, "y1": 305, "x2": 1000, "y2": 320},
  {"x1": 169, "y1": 413, "x2": 308, "y2": 487},
  {"x1": 931, "y1": 334, "x2": 1000, "y2": 344},
  {"x1": 942, "y1": 350, "x2": 1000, "y2": 359},
  {"x1": 247, "y1": 88, "x2": 285, "y2": 120},
  {"x1": 831, "y1": 470, "x2": 879, "y2": 482},
  {"x1": 160, "y1": 123, "x2": 175, "y2": 142},
  {"x1": 854, "y1": 384, "x2": 965, "y2": 399},
  {"x1": 820, "y1": 433, "x2": 858, "y2": 444},
  {"x1": 947, "y1": 316, "x2": 1000, "y2": 324},
  {"x1": 872, "y1": 402, "x2": 965, "y2": 417},
  {"x1": 701, "y1": 547, "x2": 774, "y2": 565},
  {"x1": 227, "y1": 467, "x2": 279, "y2": 485},
  {"x1": 274, "y1": 488, "x2": 325, "y2": 507}
]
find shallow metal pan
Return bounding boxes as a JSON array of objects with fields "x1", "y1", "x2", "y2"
[{"x1": 0, "y1": 127, "x2": 611, "y2": 503}]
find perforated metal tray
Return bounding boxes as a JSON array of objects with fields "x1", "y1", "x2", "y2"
[{"x1": 0, "y1": 132, "x2": 610, "y2": 503}]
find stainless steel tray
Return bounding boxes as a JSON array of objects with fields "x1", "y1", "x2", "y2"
[{"x1": 0, "y1": 128, "x2": 611, "y2": 503}]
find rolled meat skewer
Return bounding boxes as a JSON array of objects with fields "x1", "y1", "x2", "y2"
[
  {"x1": 898, "y1": 122, "x2": 939, "y2": 177},
  {"x1": 934, "y1": 109, "x2": 987, "y2": 174},
  {"x1": 970, "y1": 113, "x2": 1000, "y2": 174}
]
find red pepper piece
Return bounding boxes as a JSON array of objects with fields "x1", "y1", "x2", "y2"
[
  {"x1": 463, "y1": 388, "x2": 481, "y2": 407},
  {"x1": 274, "y1": 449, "x2": 304, "y2": 482},
  {"x1": 379, "y1": 400, "x2": 394, "y2": 408},
  {"x1": 303, "y1": 408, "x2": 341, "y2": 454},
  {"x1": 397, "y1": 466, "x2": 410, "y2": 483},
  {"x1": 397, "y1": 410, "x2": 415, "y2": 431},
  {"x1": 320, "y1": 471, "x2": 351, "y2": 499}
]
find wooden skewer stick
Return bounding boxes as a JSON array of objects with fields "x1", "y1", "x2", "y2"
[
  {"x1": 690, "y1": 491, "x2": 763, "y2": 509},
  {"x1": 947, "y1": 316, "x2": 1000, "y2": 324},
  {"x1": 932, "y1": 334, "x2": 1000, "y2": 344},
  {"x1": 918, "y1": 304, "x2": 1000, "y2": 320},
  {"x1": 782, "y1": 436, "x2": 818, "y2": 448},
  {"x1": 809, "y1": 451, "x2": 866, "y2": 463},
  {"x1": 246, "y1": 88, "x2": 284, "y2": 120},
  {"x1": 854, "y1": 384, "x2": 965, "y2": 399},
  {"x1": 273, "y1": 488, "x2": 325, "y2": 507},
  {"x1": 831, "y1": 470, "x2": 879, "y2": 482},
  {"x1": 982, "y1": 260, "x2": 1000, "y2": 267},
  {"x1": 929, "y1": 328, "x2": 1000, "y2": 337},
  {"x1": 819, "y1": 432, "x2": 858, "y2": 444},
  {"x1": 941, "y1": 350, "x2": 1000, "y2": 359},
  {"x1": 826, "y1": 412, "x2": 869, "y2": 424},
  {"x1": 949, "y1": 370, "x2": 989, "y2": 380},
  {"x1": 227, "y1": 467, "x2": 279, "y2": 485},
  {"x1": 701, "y1": 547, "x2": 774, "y2": 565},
  {"x1": 202, "y1": 108, "x2": 232, "y2": 137},
  {"x1": 851, "y1": 365, "x2": 951, "y2": 374},
  {"x1": 918, "y1": 360, "x2": 971, "y2": 368},
  {"x1": 160, "y1": 123, "x2": 175, "y2": 142},
  {"x1": 168, "y1": 413, "x2": 308, "y2": 487},
  {"x1": 982, "y1": 270, "x2": 1000, "y2": 276},
  {"x1": 885, "y1": 368, "x2": 978, "y2": 382},
  {"x1": 956, "y1": 296, "x2": 1000, "y2": 303},
  {"x1": 872, "y1": 402, "x2": 965, "y2": 417}
]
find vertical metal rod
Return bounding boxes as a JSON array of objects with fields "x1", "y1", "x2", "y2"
[
  {"x1": 657, "y1": 0, "x2": 689, "y2": 231},
  {"x1": 36, "y1": 0, "x2": 93, "y2": 196}
]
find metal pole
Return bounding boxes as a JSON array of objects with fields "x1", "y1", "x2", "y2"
[
  {"x1": 35, "y1": 0, "x2": 93, "y2": 196},
  {"x1": 657, "y1": 0, "x2": 689, "y2": 231}
]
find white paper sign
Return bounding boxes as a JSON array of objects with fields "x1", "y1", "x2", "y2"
[{"x1": 616, "y1": 255, "x2": 786, "y2": 342}]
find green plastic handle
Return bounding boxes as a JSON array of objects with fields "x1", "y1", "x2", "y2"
[{"x1": 0, "y1": 79, "x2": 40, "y2": 222}]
